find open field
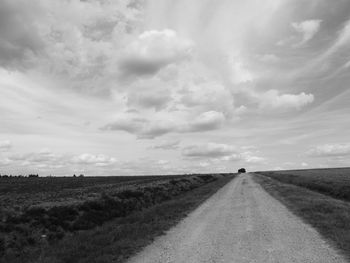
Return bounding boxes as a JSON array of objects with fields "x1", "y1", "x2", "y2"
[
  {"x1": 0, "y1": 173, "x2": 235, "y2": 262},
  {"x1": 254, "y1": 168, "x2": 350, "y2": 260},
  {"x1": 256, "y1": 168, "x2": 350, "y2": 201},
  {"x1": 0, "y1": 175, "x2": 190, "y2": 213}
]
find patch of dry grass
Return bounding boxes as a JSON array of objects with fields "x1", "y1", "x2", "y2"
[
  {"x1": 254, "y1": 171, "x2": 350, "y2": 261},
  {"x1": 257, "y1": 168, "x2": 350, "y2": 201}
]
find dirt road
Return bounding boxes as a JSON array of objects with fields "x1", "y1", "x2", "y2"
[{"x1": 127, "y1": 173, "x2": 347, "y2": 263}]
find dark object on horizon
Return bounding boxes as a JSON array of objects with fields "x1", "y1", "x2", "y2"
[
  {"x1": 28, "y1": 174, "x2": 39, "y2": 178},
  {"x1": 79, "y1": 174, "x2": 84, "y2": 177},
  {"x1": 238, "y1": 168, "x2": 246, "y2": 173}
]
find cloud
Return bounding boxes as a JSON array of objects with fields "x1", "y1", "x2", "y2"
[
  {"x1": 179, "y1": 82, "x2": 234, "y2": 114},
  {"x1": 306, "y1": 143, "x2": 350, "y2": 157},
  {"x1": 137, "y1": 122, "x2": 176, "y2": 139},
  {"x1": 292, "y1": 20, "x2": 322, "y2": 47},
  {"x1": 0, "y1": 140, "x2": 12, "y2": 151},
  {"x1": 185, "y1": 111, "x2": 225, "y2": 132},
  {"x1": 181, "y1": 143, "x2": 266, "y2": 165},
  {"x1": 9, "y1": 149, "x2": 62, "y2": 163},
  {"x1": 101, "y1": 117, "x2": 176, "y2": 139},
  {"x1": 151, "y1": 140, "x2": 180, "y2": 150},
  {"x1": 259, "y1": 90, "x2": 314, "y2": 110},
  {"x1": 301, "y1": 162, "x2": 308, "y2": 167},
  {"x1": 71, "y1": 153, "x2": 116, "y2": 166},
  {"x1": 259, "y1": 54, "x2": 280, "y2": 63},
  {"x1": 102, "y1": 110, "x2": 225, "y2": 139},
  {"x1": 182, "y1": 143, "x2": 237, "y2": 158},
  {"x1": 119, "y1": 29, "x2": 193, "y2": 77},
  {"x1": 102, "y1": 117, "x2": 146, "y2": 134},
  {"x1": 0, "y1": 0, "x2": 44, "y2": 68},
  {"x1": 127, "y1": 87, "x2": 172, "y2": 111},
  {"x1": 1, "y1": 148, "x2": 119, "y2": 175},
  {"x1": 0, "y1": 157, "x2": 11, "y2": 166},
  {"x1": 242, "y1": 155, "x2": 266, "y2": 164}
]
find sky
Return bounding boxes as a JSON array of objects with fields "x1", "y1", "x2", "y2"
[{"x1": 0, "y1": 0, "x2": 350, "y2": 176}]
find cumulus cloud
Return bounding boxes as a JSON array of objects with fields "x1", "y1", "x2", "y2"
[
  {"x1": 0, "y1": 140, "x2": 12, "y2": 151},
  {"x1": 137, "y1": 122, "x2": 176, "y2": 139},
  {"x1": 259, "y1": 90, "x2": 314, "y2": 110},
  {"x1": 292, "y1": 20, "x2": 322, "y2": 47},
  {"x1": 179, "y1": 82, "x2": 234, "y2": 114},
  {"x1": 306, "y1": 143, "x2": 350, "y2": 157},
  {"x1": 119, "y1": 29, "x2": 193, "y2": 77}
]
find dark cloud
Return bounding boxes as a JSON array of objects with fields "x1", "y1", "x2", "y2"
[
  {"x1": 0, "y1": 0, "x2": 44, "y2": 69},
  {"x1": 119, "y1": 57, "x2": 171, "y2": 76}
]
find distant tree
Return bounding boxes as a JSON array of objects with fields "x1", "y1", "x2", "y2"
[
  {"x1": 73, "y1": 174, "x2": 76, "y2": 177},
  {"x1": 79, "y1": 174, "x2": 84, "y2": 177},
  {"x1": 238, "y1": 168, "x2": 246, "y2": 173}
]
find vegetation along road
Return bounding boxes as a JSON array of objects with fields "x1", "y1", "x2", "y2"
[{"x1": 127, "y1": 173, "x2": 347, "y2": 263}]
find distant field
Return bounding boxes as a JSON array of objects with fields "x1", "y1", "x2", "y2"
[
  {"x1": 0, "y1": 173, "x2": 235, "y2": 263},
  {"x1": 0, "y1": 175, "x2": 189, "y2": 213},
  {"x1": 254, "y1": 168, "x2": 350, "y2": 260}
]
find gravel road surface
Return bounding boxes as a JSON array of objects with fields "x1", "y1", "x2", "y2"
[{"x1": 127, "y1": 173, "x2": 347, "y2": 263}]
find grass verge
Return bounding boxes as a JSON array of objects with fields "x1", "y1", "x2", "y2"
[
  {"x1": 253, "y1": 173, "x2": 350, "y2": 261},
  {"x1": 257, "y1": 169, "x2": 350, "y2": 202},
  {"x1": 3, "y1": 174, "x2": 234, "y2": 263}
]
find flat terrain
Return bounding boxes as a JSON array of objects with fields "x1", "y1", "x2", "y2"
[
  {"x1": 0, "y1": 175, "x2": 189, "y2": 212},
  {"x1": 0, "y1": 173, "x2": 234, "y2": 262},
  {"x1": 255, "y1": 168, "x2": 350, "y2": 260},
  {"x1": 127, "y1": 173, "x2": 347, "y2": 263}
]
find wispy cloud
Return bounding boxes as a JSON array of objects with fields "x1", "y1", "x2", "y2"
[{"x1": 0, "y1": 0, "x2": 349, "y2": 174}]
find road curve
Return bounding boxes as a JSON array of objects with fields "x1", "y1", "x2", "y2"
[{"x1": 127, "y1": 173, "x2": 347, "y2": 263}]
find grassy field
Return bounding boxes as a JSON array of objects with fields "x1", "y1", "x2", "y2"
[
  {"x1": 0, "y1": 173, "x2": 235, "y2": 262},
  {"x1": 254, "y1": 168, "x2": 350, "y2": 260}
]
